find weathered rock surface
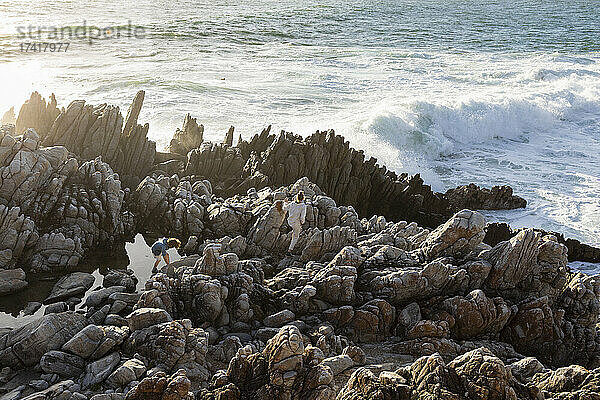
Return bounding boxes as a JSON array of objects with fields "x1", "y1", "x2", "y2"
[
  {"x1": 40, "y1": 350, "x2": 86, "y2": 377},
  {"x1": 0, "y1": 312, "x2": 88, "y2": 368},
  {"x1": 44, "y1": 272, "x2": 95, "y2": 304},
  {"x1": 62, "y1": 324, "x2": 129, "y2": 360},
  {"x1": 15, "y1": 91, "x2": 155, "y2": 187},
  {"x1": 15, "y1": 92, "x2": 61, "y2": 137},
  {"x1": 445, "y1": 183, "x2": 527, "y2": 211},
  {"x1": 127, "y1": 307, "x2": 173, "y2": 331},
  {"x1": 417, "y1": 209, "x2": 486, "y2": 261},
  {"x1": 169, "y1": 114, "x2": 204, "y2": 155},
  {"x1": 125, "y1": 369, "x2": 194, "y2": 400},
  {"x1": 198, "y1": 324, "x2": 336, "y2": 399},
  {"x1": 0, "y1": 268, "x2": 27, "y2": 296},
  {"x1": 3, "y1": 91, "x2": 600, "y2": 400}
]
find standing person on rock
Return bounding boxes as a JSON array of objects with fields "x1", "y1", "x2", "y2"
[
  {"x1": 151, "y1": 238, "x2": 181, "y2": 272},
  {"x1": 284, "y1": 191, "x2": 307, "y2": 255}
]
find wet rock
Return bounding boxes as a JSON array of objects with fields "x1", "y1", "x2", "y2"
[
  {"x1": 232, "y1": 129, "x2": 454, "y2": 228},
  {"x1": 44, "y1": 302, "x2": 68, "y2": 315},
  {"x1": 85, "y1": 286, "x2": 127, "y2": 308},
  {"x1": 445, "y1": 183, "x2": 526, "y2": 211},
  {"x1": 103, "y1": 269, "x2": 138, "y2": 293},
  {"x1": 44, "y1": 272, "x2": 95, "y2": 304},
  {"x1": 23, "y1": 301, "x2": 42, "y2": 316}
]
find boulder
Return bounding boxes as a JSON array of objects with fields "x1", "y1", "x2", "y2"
[
  {"x1": 81, "y1": 352, "x2": 121, "y2": 389},
  {"x1": 103, "y1": 269, "x2": 138, "y2": 293},
  {"x1": 0, "y1": 311, "x2": 88, "y2": 368},
  {"x1": 62, "y1": 324, "x2": 129, "y2": 360},
  {"x1": 0, "y1": 268, "x2": 28, "y2": 296},
  {"x1": 44, "y1": 272, "x2": 95, "y2": 304},
  {"x1": 40, "y1": 350, "x2": 85, "y2": 378},
  {"x1": 125, "y1": 369, "x2": 194, "y2": 400},
  {"x1": 418, "y1": 209, "x2": 486, "y2": 261},
  {"x1": 440, "y1": 289, "x2": 512, "y2": 339},
  {"x1": 127, "y1": 308, "x2": 173, "y2": 331},
  {"x1": 105, "y1": 358, "x2": 147, "y2": 389}
]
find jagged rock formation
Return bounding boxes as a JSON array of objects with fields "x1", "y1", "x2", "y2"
[
  {"x1": 1, "y1": 106, "x2": 16, "y2": 125},
  {"x1": 1, "y1": 200, "x2": 599, "y2": 398},
  {"x1": 175, "y1": 126, "x2": 527, "y2": 229},
  {"x1": 0, "y1": 127, "x2": 131, "y2": 272},
  {"x1": 14, "y1": 91, "x2": 156, "y2": 187},
  {"x1": 2, "y1": 92, "x2": 600, "y2": 400},
  {"x1": 445, "y1": 183, "x2": 527, "y2": 211},
  {"x1": 338, "y1": 348, "x2": 539, "y2": 400},
  {"x1": 197, "y1": 325, "x2": 337, "y2": 399},
  {"x1": 15, "y1": 91, "x2": 61, "y2": 137},
  {"x1": 169, "y1": 113, "x2": 204, "y2": 155}
]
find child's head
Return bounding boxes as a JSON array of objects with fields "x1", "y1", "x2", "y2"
[
  {"x1": 167, "y1": 238, "x2": 181, "y2": 249},
  {"x1": 296, "y1": 191, "x2": 305, "y2": 202}
]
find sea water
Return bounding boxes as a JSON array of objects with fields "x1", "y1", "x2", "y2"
[{"x1": 0, "y1": 0, "x2": 598, "y2": 258}]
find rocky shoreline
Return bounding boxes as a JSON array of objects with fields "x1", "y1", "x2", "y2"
[{"x1": 0, "y1": 91, "x2": 599, "y2": 399}]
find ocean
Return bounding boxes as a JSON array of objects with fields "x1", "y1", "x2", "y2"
[{"x1": 0, "y1": 0, "x2": 599, "y2": 249}]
